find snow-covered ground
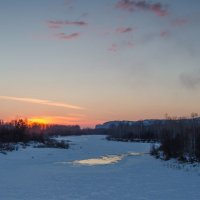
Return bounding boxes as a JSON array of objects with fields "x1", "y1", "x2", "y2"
[{"x1": 0, "y1": 135, "x2": 200, "y2": 200}]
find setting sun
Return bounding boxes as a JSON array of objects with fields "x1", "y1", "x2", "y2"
[{"x1": 28, "y1": 118, "x2": 51, "y2": 125}]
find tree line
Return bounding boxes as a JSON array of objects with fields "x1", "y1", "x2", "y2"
[
  {"x1": 0, "y1": 119, "x2": 46, "y2": 143},
  {"x1": 0, "y1": 119, "x2": 77, "y2": 151},
  {"x1": 0, "y1": 118, "x2": 101, "y2": 145},
  {"x1": 105, "y1": 114, "x2": 200, "y2": 162}
]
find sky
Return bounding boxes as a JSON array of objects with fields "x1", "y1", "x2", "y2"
[{"x1": 0, "y1": 0, "x2": 200, "y2": 127}]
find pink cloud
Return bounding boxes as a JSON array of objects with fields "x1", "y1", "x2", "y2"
[
  {"x1": 108, "y1": 44, "x2": 118, "y2": 52},
  {"x1": 160, "y1": 31, "x2": 169, "y2": 37},
  {"x1": 47, "y1": 20, "x2": 88, "y2": 29},
  {"x1": 116, "y1": 27, "x2": 134, "y2": 33},
  {"x1": 108, "y1": 41, "x2": 134, "y2": 52},
  {"x1": 55, "y1": 32, "x2": 80, "y2": 40},
  {"x1": 116, "y1": 0, "x2": 168, "y2": 17},
  {"x1": 150, "y1": 3, "x2": 168, "y2": 16}
]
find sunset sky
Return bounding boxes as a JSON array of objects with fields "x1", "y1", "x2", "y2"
[{"x1": 0, "y1": 0, "x2": 200, "y2": 127}]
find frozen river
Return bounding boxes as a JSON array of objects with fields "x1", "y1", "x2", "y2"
[{"x1": 0, "y1": 135, "x2": 200, "y2": 200}]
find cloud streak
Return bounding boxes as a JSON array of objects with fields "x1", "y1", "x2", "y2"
[
  {"x1": 116, "y1": 27, "x2": 134, "y2": 33},
  {"x1": 116, "y1": 0, "x2": 168, "y2": 16},
  {"x1": 47, "y1": 20, "x2": 88, "y2": 29},
  {"x1": 55, "y1": 32, "x2": 80, "y2": 40},
  {"x1": 0, "y1": 96, "x2": 84, "y2": 110}
]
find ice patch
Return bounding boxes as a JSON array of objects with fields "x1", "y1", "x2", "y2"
[
  {"x1": 127, "y1": 152, "x2": 144, "y2": 156},
  {"x1": 72, "y1": 155, "x2": 124, "y2": 166},
  {"x1": 55, "y1": 152, "x2": 145, "y2": 166}
]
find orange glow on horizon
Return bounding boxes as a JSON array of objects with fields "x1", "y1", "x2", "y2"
[
  {"x1": 28, "y1": 118, "x2": 51, "y2": 125},
  {"x1": 26, "y1": 116, "x2": 103, "y2": 128},
  {"x1": 3, "y1": 115, "x2": 103, "y2": 128}
]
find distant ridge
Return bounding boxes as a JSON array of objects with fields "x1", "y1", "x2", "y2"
[
  {"x1": 95, "y1": 117, "x2": 200, "y2": 129},
  {"x1": 95, "y1": 119, "x2": 166, "y2": 129}
]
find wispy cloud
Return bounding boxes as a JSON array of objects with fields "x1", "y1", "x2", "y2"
[
  {"x1": 160, "y1": 31, "x2": 169, "y2": 37},
  {"x1": 116, "y1": 0, "x2": 168, "y2": 17},
  {"x1": 47, "y1": 20, "x2": 88, "y2": 29},
  {"x1": 108, "y1": 43, "x2": 118, "y2": 52},
  {"x1": 0, "y1": 96, "x2": 84, "y2": 110},
  {"x1": 116, "y1": 27, "x2": 134, "y2": 33},
  {"x1": 108, "y1": 41, "x2": 134, "y2": 52},
  {"x1": 55, "y1": 32, "x2": 80, "y2": 40}
]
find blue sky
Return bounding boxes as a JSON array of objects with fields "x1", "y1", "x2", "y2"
[{"x1": 0, "y1": 0, "x2": 200, "y2": 127}]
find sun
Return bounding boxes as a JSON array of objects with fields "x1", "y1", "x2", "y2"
[{"x1": 28, "y1": 118, "x2": 50, "y2": 125}]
